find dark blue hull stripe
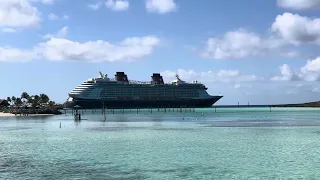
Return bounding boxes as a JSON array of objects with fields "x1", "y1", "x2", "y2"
[{"x1": 64, "y1": 97, "x2": 222, "y2": 109}]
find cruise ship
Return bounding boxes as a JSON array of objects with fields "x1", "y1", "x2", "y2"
[{"x1": 64, "y1": 72, "x2": 223, "y2": 109}]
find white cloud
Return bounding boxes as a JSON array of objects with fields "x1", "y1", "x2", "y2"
[
  {"x1": 146, "y1": 0, "x2": 177, "y2": 14},
  {"x1": 200, "y1": 29, "x2": 284, "y2": 59},
  {"x1": 300, "y1": 57, "x2": 320, "y2": 81},
  {"x1": 39, "y1": 0, "x2": 54, "y2": 4},
  {"x1": 62, "y1": 15, "x2": 69, "y2": 20},
  {"x1": 200, "y1": 29, "x2": 262, "y2": 59},
  {"x1": 234, "y1": 83, "x2": 252, "y2": 89},
  {"x1": 0, "y1": 46, "x2": 36, "y2": 62},
  {"x1": 48, "y1": 13, "x2": 69, "y2": 20},
  {"x1": 0, "y1": 0, "x2": 41, "y2": 28},
  {"x1": 199, "y1": 13, "x2": 320, "y2": 60},
  {"x1": 271, "y1": 13, "x2": 320, "y2": 45},
  {"x1": 161, "y1": 69, "x2": 258, "y2": 83},
  {"x1": 312, "y1": 87, "x2": 320, "y2": 92},
  {"x1": 271, "y1": 64, "x2": 300, "y2": 81},
  {"x1": 88, "y1": 2, "x2": 102, "y2": 10},
  {"x1": 277, "y1": 0, "x2": 320, "y2": 10},
  {"x1": 1, "y1": 26, "x2": 160, "y2": 62},
  {"x1": 301, "y1": 57, "x2": 320, "y2": 73},
  {"x1": 48, "y1": 13, "x2": 58, "y2": 20},
  {"x1": 43, "y1": 26, "x2": 68, "y2": 39},
  {"x1": 36, "y1": 36, "x2": 159, "y2": 62},
  {"x1": 272, "y1": 57, "x2": 320, "y2": 82},
  {"x1": 105, "y1": 0, "x2": 129, "y2": 11},
  {"x1": 280, "y1": 51, "x2": 300, "y2": 58},
  {"x1": 30, "y1": 0, "x2": 55, "y2": 4},
  {"x1": 0, "y1": 0, "x2": 58, "y2": 30},
  {"x1": 1, "y1": 28, "x2": 18, "y2": 33}
]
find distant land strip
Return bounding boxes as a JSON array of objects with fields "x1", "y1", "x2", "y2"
[{"x1": 214, "y1": 101, "x2": 320, "y2": 108}]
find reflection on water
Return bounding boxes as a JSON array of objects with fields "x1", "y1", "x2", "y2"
[{"x1": 1, "y1": 108, "x2": 320, "y2": 179}]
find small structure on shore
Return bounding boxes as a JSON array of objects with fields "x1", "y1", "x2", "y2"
[{"x1": 73, "y1": 105, "x2": 81, "y2": 120}]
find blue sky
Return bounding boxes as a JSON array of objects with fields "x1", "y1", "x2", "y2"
[{"x1": 1, "y1": 0, "x2": 320, "y2": 105}]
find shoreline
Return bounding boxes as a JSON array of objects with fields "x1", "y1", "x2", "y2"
[{"x1": 0, "y1": 112, "x2": 55, "y2": 117}]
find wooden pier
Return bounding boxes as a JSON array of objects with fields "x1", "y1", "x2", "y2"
[{"x1": 64, "y1": 102, "x2": 197, "y2": 120}]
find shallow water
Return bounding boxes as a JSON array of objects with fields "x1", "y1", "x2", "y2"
[{"x1": 1, "y1": 107, "x2": 320, "y2": 179}]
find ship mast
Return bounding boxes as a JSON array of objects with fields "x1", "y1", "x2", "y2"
[
  {"x1": 99, "y1": 71, "x2": 104, "y2": 78},
  {"x1": 175, "y1": 74, "x2": 180, "y2": 80}
]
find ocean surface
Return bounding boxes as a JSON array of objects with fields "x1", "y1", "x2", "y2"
[{"x1": 1, "y1": 107, "x2": 320, "y2": 179}]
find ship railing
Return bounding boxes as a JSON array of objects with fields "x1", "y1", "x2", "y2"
[
  {"x1": 128, "y1": 81, "x2": 176, "y2": 85},
  {"x1": 94, "y1": 78, "x2": 203, "y2": 85},
  {"x1": 127, "y1": 80, "x2": 203, "y2": 85},
  {"x1": 128, "y1": 80, "x2": 152, "y2": 84}
]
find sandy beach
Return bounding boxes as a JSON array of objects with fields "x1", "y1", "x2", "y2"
[{"x1": 0, "y1": 112, "x2": 55, "y2": 117}]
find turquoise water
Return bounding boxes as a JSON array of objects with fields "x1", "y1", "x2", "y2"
[{"x1": 1, "y1": 107, "x2": 320, "y2": 179}]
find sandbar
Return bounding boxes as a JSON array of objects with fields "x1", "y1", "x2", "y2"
[{"x1": 0, "y1": 112, "x2": 55, "y2": 117}]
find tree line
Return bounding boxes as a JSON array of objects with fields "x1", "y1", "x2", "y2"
[{"x1": 3, "y1": 92, "x2": 56, "y2": 108}]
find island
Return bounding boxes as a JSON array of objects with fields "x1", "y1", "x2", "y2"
[
  {"x1": 0, "y1": 92, "x2": 62, "y2": 116},
  {"x1": 269, "y1": 101, "x2": 320, "y2": 108}
]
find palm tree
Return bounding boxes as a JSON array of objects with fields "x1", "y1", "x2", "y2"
[
  {"x1": 21, "y1": 92, "x2": 30, "y2": 104},
  {"x1": 1, "y1": 100, "x2": 10, "y2": 107},
  {"x1": 11, "y1": 96, "x2": 16, "y2": 106},
  {"x1": 40, "y1": 94, "x2": 50, "y2": 105},
  {"x1": 32, "y1": 95, "x2": 40, "y2": 108},
  {"x1": 21, "y1": 92, "x2": 30, "y2": 106},
  {"x1": 27, "y1": 96, "x2": 34, "y2": 104},
  {"x1": 6, "y1": 97, "x2": 11, "y2": 105},
  {"x1": 16, "y1": 98, "x2": 22, "y2": 106},
  {"x1": 48, "y1": 101, "x2": 56, "y2": 107},
  {"x1": 21, "y1": 92, "x2": 29, "y2": 99}
]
